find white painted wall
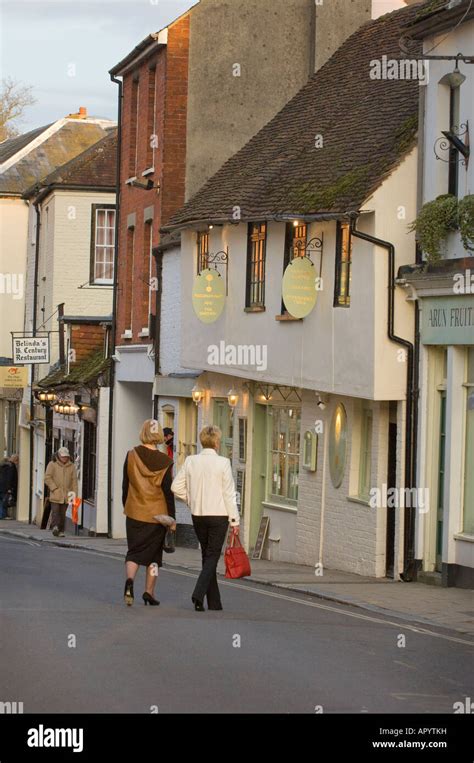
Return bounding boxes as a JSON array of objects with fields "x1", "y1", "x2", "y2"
[
  {"x1": 421, "y1": 21, "x2": 474, "y2": 259},
  {"x1": 0, "y1": 198, "x2": 28, "y2": 358},
  {"x1": 179, "y1": 154, "x2": 417, "y2": 402}
]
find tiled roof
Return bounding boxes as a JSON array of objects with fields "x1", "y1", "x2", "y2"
[
  {"x1": 37, "y1": 352, "x2": 111, "y2": 389},
  {"x1": 0, "y1": 123, "x2": 53, "y2": 164},
  {"x1": 27, "y1": 130, "x2": 118, "y2": 198},
  {"x1": 0, "y1": 121, "x2": 113, "y2": 195},
  {"x1": 164, "y1": 4, "x2": 422, "y2": 230}
]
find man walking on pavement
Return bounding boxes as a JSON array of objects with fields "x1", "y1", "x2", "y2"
[{"x1": 44, "y1": 447, "x2": 79, "y2": 537}]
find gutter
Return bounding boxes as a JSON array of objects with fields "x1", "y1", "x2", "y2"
[
  {"x1": 160, "y1": 211, "x2": 351, "y2": 234},
  {"x1": 152, "y1": 247, "x2": 164, "y2": 419},
  {"x1": 107, "y1": 73, "x2": 123, "y2": 539},
  {"x1": 349, "y1": 215, "x2": 417, "y2": 582}
]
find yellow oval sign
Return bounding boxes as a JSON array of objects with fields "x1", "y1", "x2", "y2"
[
  {"x1": 192, "y1": 269, "x2": 226, "y2": 324},
  {"x1": 282, "y1": 257, "x2": 318, "y2": 319}
]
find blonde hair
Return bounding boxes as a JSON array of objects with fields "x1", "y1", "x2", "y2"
[
  {"x1": 200, "y1": 425, "x2": 222, "y2": 449},
  {"x1": 140, "y1": 420, "x2": 165, "y2": 445}
]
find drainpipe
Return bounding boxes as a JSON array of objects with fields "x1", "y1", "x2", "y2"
[
  {"x1": 152, "y1": 246, "x2": 164, "y2": 419},
  {"x1": 29, "y1": 202, "x2": 41, "y2": 524},
  {"x1": 107, "y1": 73, "x2": 123, "y2": 538},
  {"x1": 349, "y1": 215, "x2": 416, "y2": 582}
]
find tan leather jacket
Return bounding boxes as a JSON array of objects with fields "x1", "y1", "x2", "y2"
[
  {"x1": 44, "y1": 458, "x2": 79, "y2": 504},
  {"x1": 124, "y1": 449, "x2": 170, "y2": 524}
]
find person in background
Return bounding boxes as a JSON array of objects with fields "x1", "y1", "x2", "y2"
[
  {"x1": 171, "y1": 425, "x2": 240, "y2": 612},
  {"x1": 7, "y1": 454, "x2": 18, "y2": 518},
  {"x1": 163, "y1": 428, "x2": 174, "y2": 460},
  {"x1": 123, "y1": 420, "x2": 176, "y2": 608},
  {"x1": 0, "y1": 455, "x2": 17, "y2": 520},
  {"x1": 44, "y1": 447, "x2": 78, "y2": 537}
]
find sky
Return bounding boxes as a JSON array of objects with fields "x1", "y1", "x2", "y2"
[
  {"x1": 0, "y1": 0, "x2": 194, "y2": 131},
  {"x1": 1, "y1": 0, "x2": 408, "y2": 134}
]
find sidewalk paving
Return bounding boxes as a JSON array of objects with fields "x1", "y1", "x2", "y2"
[{"x1": 1, "y1": 520, "x2": 473, "y2": 637}]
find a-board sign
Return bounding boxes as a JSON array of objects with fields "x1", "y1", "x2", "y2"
[{"x1": 252, "y1": 516, "x2": 270, "y2": 560}]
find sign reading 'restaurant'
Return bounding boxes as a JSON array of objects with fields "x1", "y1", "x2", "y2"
[
  {"x1": 192, "y1": 269, "x2": 226, "y2": 324},
  {"x1": 12, "y1": 336, "x2": 50, "y2": 364},
  {"x1": 422, "y1": 296, "x2": 474, "y2": 345}
]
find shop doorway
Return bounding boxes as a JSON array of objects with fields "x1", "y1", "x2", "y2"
[
  {"x1": 249, "y1": 403, "x2": 267, "y2": 548},
  {"x1": 436, "y1": 392, "x2": 447, "y2": 573},
  {"x1": 213, "y1": 399, "x2": 233, "y2": 461},
  {"x1": 386, "y1": 420, "x2": 397, "y2": 578}
]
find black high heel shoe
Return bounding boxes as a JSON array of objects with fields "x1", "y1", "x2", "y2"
[
  {"x1": 143, "y1": 592, "x2": 160, "y2": 607},
  {"x1": 192, "y1": 597, "x2": 205, "y2": 612},
  {"x1": 124, "y1": 578, "x2": 134, "y2": 607}
]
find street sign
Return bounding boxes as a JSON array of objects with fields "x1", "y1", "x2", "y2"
[
  {"x1": 0, "y1": 366, "x2": 28, "y2": 388},
  {"x1": 12, "y1": 336, "x2": 50, "y2": 365}
]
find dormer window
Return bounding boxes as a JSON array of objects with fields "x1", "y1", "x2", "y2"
[{"x1": 197, "y1": 230, "x2": 209, "y2": 274}]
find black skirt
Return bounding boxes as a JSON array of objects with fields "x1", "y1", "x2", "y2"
[{"x1": 125, "y1": 517, "x2": 167, "y2": 567}]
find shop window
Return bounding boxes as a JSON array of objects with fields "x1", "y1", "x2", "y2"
[
  {"x1": 358, "y1": 408, "x2": 373, "y2": 501},
  {"x1": 329, "y1": 402, "x2": 348, "y2": 488},
  {"x1": 213, "y1": 400, "x2": 233, "y2": 461},
  {"x1": 83, "y1": 421, "x2": 97, "y2": 503},
  {"x1": 238, "y1": 417, "x2": 247, "y2": 462},
  {"x1": 267, "y1": 406, "x2": 301, "y2": 505},
  {"x1": 463, "y1": 349, "x2": 474, "y2": 534},
  {"x1": 177, "y1": 399, "x2": 197, "y2": 469},
  {"x1": 334, "y1": 222, "x2": 352, "y2": 307},
  {"x1": 246, "y1": 222, "x2": 267, "y2": 309}
]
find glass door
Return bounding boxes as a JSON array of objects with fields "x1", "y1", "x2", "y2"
[{"x1": 213, "y1": 400, "x2": 233, "y2": 461}]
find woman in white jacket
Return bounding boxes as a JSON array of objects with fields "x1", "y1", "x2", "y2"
[{"x1": 172, "y1": 425, "x2": 240, "y2": 611}]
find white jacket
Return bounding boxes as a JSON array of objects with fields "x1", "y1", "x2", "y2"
[{"x1": 171, "y1": 449, "x2": 240, "y2": 526}]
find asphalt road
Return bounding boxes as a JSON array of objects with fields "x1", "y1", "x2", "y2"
[{"x1": 1, "y1": 535, "x2": 473, "y2": 714}]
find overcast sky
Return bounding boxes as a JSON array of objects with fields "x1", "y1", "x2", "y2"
[
  {"x1": 0, "y1": 0, "x2": 193, "y2": 131},
  {"x1": 1, "y1": 0, "x2": 407, "y2": 134}
]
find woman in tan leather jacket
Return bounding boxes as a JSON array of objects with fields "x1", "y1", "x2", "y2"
[{"x1": 122, "y1": 420, "x2": 176, "y2": 607}]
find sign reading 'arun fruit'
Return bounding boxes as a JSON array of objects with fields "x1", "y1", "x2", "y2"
[
  {"x1": 192, "y1": 269, "x2": 226, "y2": 324},
  {"x1": 282, "y1": 257, "x2": 318, "y2": 319}
]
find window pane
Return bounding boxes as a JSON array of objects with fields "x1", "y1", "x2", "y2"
[
  {"x1": 464, "y1": 349, "x2": 474, "y2": 534},
  {"x1": 96, "y1": 210, "x2": 106, "y2": 227}
]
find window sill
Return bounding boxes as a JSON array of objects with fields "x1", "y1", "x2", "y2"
[
  {"x1": 138, "y1": 329, "x2": 150, "y2": 338},
  {"x1": 262, "y1": 500, "x2": 297, "y2": 515},
  {"x1": 121, "y1": 331, "x2": 133, "y2": 340},
  {"x1": 275, "y1": 314, "x2": 302, "y2": 322},
  {"x1": 347, "y1": 495, "x2": 371, "y2": 507},
  {"x1": 244, "y1": 306, "x2": 266, "y2": 313},
  {"x1": 454, "y1": 533, "x2": 474, "y2": 544},
  {"x1": 142, "y1": 168, "x2": 155, "y2": 177}
]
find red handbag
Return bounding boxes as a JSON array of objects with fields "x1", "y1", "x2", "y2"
[{"x1": 225, "y1": 532, "x2": 252, "y2": 579}]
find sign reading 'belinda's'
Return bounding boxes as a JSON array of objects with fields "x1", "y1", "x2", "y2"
[
  {"x1": 192, "y1": 269, "x2": 226, "y2": 324},
  {"x1": 422, "y1": 295, "x2": 474, "y2": 345}
]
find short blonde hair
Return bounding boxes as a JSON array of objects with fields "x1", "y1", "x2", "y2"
[
  {"x1": 140, "y1": 420, "x2": 165, "y2": 445},
  {"x1": 200, "y1": 425, "x2": 222, "y2": 449}
]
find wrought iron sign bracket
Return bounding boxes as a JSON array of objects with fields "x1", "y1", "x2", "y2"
[
  {"x1": 207, "y1": 248, "x2": 229, "y2": 295},
  {"x1": 434, "y1": 121, "x2": 470, "y2": 167}
]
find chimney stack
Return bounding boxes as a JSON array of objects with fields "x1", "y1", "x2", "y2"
[{"x1": 66, "y1": 106, "x2": 88, "y2": 119}]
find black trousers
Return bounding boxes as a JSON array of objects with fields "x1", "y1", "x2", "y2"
[{"x1": 192, "y1": 516, "x2": 229, "y2": 608}]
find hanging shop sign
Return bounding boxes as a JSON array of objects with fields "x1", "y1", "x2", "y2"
[
  {"x1": 422, "y1": 295, "x2": 474, "y2": 345},
  {"x1": 192, "y1": 269, "x2": 226, "y2": 324},
  {"x1": 282, "y1": 256, "x2": 318, "y2": 319},
  {"x1": 0, "y1": 366, "x2": 28, "y2": 388},
  {"x1": 12, "y1": 336, "x2": 50, "y2": 364}
]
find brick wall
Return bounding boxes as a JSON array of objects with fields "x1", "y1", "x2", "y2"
[
  {"x1": 116, "y1": 14, "x2": 190, "y2": 345},
  {"x1": 70, "y1": 323, "x2": 106, "y2": 364}
]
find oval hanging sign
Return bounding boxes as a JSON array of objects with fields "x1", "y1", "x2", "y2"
[
  {"x1": 282, "y1": 257, "x2": 318, "y2": 319},
  {"x1": 192, "y1": 268, "x2": 226, "y2": 324}
]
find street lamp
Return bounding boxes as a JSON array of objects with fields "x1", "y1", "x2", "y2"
[
  {"x1": 227, "y1": 389, "x2": 239, "y2": 409},
  {"x1": 192, "y1": 385, "x2": 204, "y2": 406}
]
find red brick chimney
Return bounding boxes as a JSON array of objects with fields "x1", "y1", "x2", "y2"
[{"x1": 66, "y1": 106, "x2": 88, "y2": 119}]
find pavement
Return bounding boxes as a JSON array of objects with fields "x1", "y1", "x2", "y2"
[
  {"x1": 1, "y1": 520, "x2": 473, "y2": 636},
  {"x1": 1, "y1": 532, "x2": 473, "y2": 714}
]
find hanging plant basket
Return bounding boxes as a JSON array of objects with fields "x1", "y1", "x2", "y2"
[
  {"x1": 458, "y1": 194, "x2": 474, "y2": 253},
  {"x1": 409, "y1": 194, "x2": 459, "y2": 263}
]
